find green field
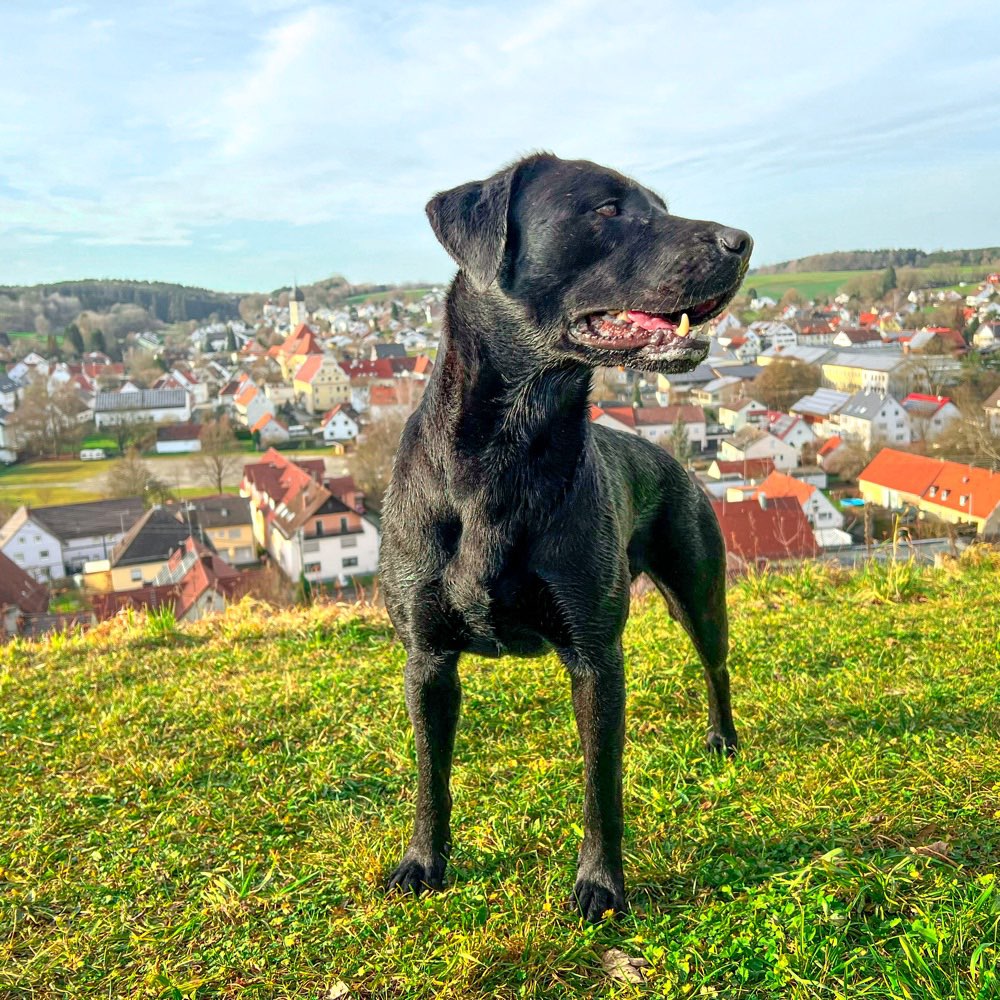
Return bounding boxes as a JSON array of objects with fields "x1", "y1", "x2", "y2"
[
  {"x1": 0, "y1": 458, "x2": 104, "y2": 508},
  {"x1": 2, "y1": 553, "x2": 999, "y2": 997}
]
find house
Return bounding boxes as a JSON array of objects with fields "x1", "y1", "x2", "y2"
[
  {"x1": 82, "y1": 506, "x2": 196, "y2": 592},
  {"x1": 821, "y1": 353, "x2": 907, "y2": 395},
  {"x1": 705, "y1": 457, "x2": 776, "y2": 481},
  {"x1": 654, "y1": 364, "x2": 717, "y2": 404},
  {"x1": 0, "y1": 409, "x2": 16, "y2": 464},
  {"x1": 900, "y1": 394, "x2": 961, "y2": 442},
  {"x1": 153, "y1": 367, "x2": 208, "y2": 405},
  {"x1": 984, "y1": 385, "x2": 1000, "y2": 434},
  {"x1": 765, "y1": 412, "x2": 816, "y2": 458},
  {"x1": 837, "y1": 391, "x2": 911, "y2": 449},
  {"x1": 718, "y1": 427, "x2": 799, "y2": 471},
  {"x1": 972, "y1": 321, "x2": 1000, "y2": 350},
  {"x1": 269, "y1": 323, "x2": 324, "y2": 380},
  {"x1": 320, "y1": 404, "x2": 361, "y2": 444},
  {"x1": 859, "y1": 449, "x2": 1000, "y2": 537},
  {"x1": 790, "y1": 388, "x2": 851, "y2": 437},
  {"x1": 0, "y1": 497, "x2": 145, "y2": 580},
  {"x1": 155, "y1": 423, "x2": 203, "y2": 454},
  {"x1": 749, "y1": 471, "x2": 844, "y2": 533},
  {"x1": 91, "y1": 537, "x2": 250, "y2": 623},
  {"x1": 817, "y1": 436, "x2": 848, "y2": 470},
  {"x1": 0, "y1": 550, "x2": 49, "y2": 636},
  {"x1": 758, "y1": 345, "x2": 835, "y2": 368},
  {"x1": 250, "y1": 412, "x2": 290, "y2": 446},
  {"x1": 372, "y1": 343, "x2": 407, "y2": 361},
  {"x1": 590, "y1": 404, "x2": 707, "y2": 450},
  {"x1": 690, "y1": 376, "x2": 745, "y2": 407},
  {"x1": 173, "y1": 495, "x2": 257, "y2": 567},
  {"x1": 94, "y1": 389, "x2": 191, "y2": 428},
  {"x1": 0, "y1": 372, "x2": 20, "y2": 411},
  {"x1": 832, "y1": 328, "x2": 883, "y2": 349},
  {"x1": 710, "y1": 496, "x2": 819, "y2": 572},
  {"x1": 241, "y1": 449, "x2": 380, "y2": 583},
  {"x1": 718, "y1": 397, "x2": 768, "y2": 432},
  {"x1": 292, "y1": 354, "x2": 351, "y2": 415}
]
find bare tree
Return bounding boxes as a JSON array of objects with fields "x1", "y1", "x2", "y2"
[
  {"x1": 353, "y1": 412, "x2": 409, "y2": 512},
  {"x1": 110, "y1": 416, "x2": 156, "y2": 456},
  {"x1": 191, "y1": 416, "x2": 242, "y2": 494},
  {"x1": 752, "y1": 361, "x2": 822, "y2": 411},
  {"x1": 103, "y1": 448, "x2": 173, "y2": 505},
  {"x1": 8, "y1": 379, "x2": 85, "y2": 458}
]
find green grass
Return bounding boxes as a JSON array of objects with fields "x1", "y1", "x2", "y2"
[
  {"x1": 2, "y1": 553, "x2": 999, "y2": 997},
  {"x1": 0, "y1": 459, "x2": 106, "y2": 508}
]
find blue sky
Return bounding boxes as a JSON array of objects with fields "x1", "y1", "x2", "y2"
[{"x1": 2, "y1": 1, "x2": 998, "y2": 292}]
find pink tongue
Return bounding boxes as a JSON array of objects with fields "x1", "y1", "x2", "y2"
[{"x1": 626, "y1": 310, "x2": 674, "y2": 332}]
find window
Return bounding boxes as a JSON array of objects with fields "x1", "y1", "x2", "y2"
[
  {"x1": 341, "y1": 535, "x2": 357, "y2": 549},
  {"x1": 40, "y1": 550, "x2": 49, "y2": 558},
  {"x1": 305, "y1": 561, "x2": 321, "y2": 574},
  {"x1": 941, "y1": 490, "x2": 950, "y2": 501},
  {"x1": 303, "y1": 540, "x2": 320, "y2": 553},
  {"x1": 315, "y1": 521, "x2": 324, "y2": 536},
  {"x1": 228, "y1": 528, "x2": 241, "y2": 538},
  {"x1": 960, "y1": 495, "x2": 968, "y2": 506},
  {"x1": 340, "y1": 517, "x2": 348, "y2": 533},
  {"x1": 929, "y1": 486, "x2": 937, "y2": 497},
  {"x1": 131, "y1": 569, "x2": 142, "y2": 581},
  {"x1": 342, "y1": 556, "x2": 358, "y2": 568}
]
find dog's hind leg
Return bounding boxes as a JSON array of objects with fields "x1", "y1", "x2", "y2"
[
  {"x1": 386, "y1": 648, "x2": 461, "y2": 896},
  {"x1": 643, "y1": 498, "x2": 738, "y2": 756},
  {"x1": 558, "y1": 642, "x2": 628, "y2": 922}
]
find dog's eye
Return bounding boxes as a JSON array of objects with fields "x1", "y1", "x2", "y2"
[{"x1": 595, "y1": 202, "x2": 619, "y2": 218}]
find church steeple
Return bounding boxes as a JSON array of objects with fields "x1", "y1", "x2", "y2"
[{"x1": 289, "y1": 282, "x2": 307, "y2": 327}]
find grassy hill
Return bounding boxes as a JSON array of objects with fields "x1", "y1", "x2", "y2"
[{"x1": 2, "y1": 554, "x2": 999, "y2": 998}]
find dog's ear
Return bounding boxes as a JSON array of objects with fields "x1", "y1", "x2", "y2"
[{"x1": 425, "y1": 166, "x2": 517, "y2": 291}]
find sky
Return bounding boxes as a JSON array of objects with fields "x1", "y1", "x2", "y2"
[{"x1": 2, "y1": 1, "x2": 999, "y2": 293}]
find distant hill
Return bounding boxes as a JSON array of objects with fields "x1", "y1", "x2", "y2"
[
  {"x1": 0, "y1": 279, "x2": 241, "y2": 325},
  {"x1": 752, "y1": 247, "x2": 1000, "y2": 275}
]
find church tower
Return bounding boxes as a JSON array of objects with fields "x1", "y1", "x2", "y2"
[{"x1": 289, "y1": 283, "x2": 307, "y2": 328}]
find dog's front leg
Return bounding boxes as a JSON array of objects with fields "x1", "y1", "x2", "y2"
[
  {"x1": 386, "y1": 648, "x2": 461, "y2": 896},
  {"x1": 562, "y1": 644, "x2": 627, "y2": 922}
]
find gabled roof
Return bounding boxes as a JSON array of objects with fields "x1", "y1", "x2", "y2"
[
  {"x1": 708, "y1": 458, "x2": 776, "y2": 479},
  {"x1": 711, "y1": 497, "x2": 819, "y2": 563},
  {"x1": 840, "y1": 390, "x2": 897, "y2": 421},
  {"x1": 293, "y1": 355, "x2": 327, "y2": 383},
  {"x1": 858, "y1": 449, "x2": 942, "y2": 499},
  {"x1": 156, "y1": 422, "x2": 203, "y2": 442},
  {"x1": 590, "y1": 404, "x2": 705, "y2": 428},
  {"x1": 0, "y1": 550, "x2": 49, "y2": 614},
  {"x1": 901, "y1": 393, "x2": 954, "y2": 417},
  {"x1": 983, "y1": 385, "x2": 1000, "y2": 410},
  {"x1": 818, "y1": 436, "x2": 844, "y2": 457},
  {"x1": 751, "y1": 471, "x2": 817, "y2": 504},
  {"x1": 0, "y1": 497, "x2": 145, "y2": 545},
  {"x1": 767, "y1": 413, "x2": 811, "y2": 441},
  {"x1": 171, "y1": 494, "x2": 253, "y2": 530},
  {"x1": 374, "y1": 343, "x2": 406, "y2": 359},
  {"x1": 791, "y1": 388, "x2": 851, "y2": 418},
  {"x1": 321, "y1": 404, "x2": 358, "y2": 426},
  {"x1": 109, "y1": 507, "x2": 192, "y2": 567}
]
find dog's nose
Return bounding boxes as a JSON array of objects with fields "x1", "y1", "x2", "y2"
[{"x1": 717, "y1": 227, "x2": 753, "y2": 260}]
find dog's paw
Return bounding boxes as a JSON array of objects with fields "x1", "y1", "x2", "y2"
[
  {"x1": 573, "y1": 870, "x2": 626, "y2": 923},
  {"x1": 385, "y1": 850, "x2": 447, "y2": 897},
  {"x1": 705, "y1": 729, "x2": 738, "y2": 757}
]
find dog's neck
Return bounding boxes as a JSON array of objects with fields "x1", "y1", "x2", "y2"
[{"x1": 424, "y1": 279, "x2": 593, "y2": 493}]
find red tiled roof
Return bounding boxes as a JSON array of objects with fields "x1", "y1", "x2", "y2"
[
  {"x1": 858, "y1": 449, "x2": 942, "y2": 500},
  {"x1": 751, "y1": 471, "x2": 817, "y2": 504},
  {"x1": 293, "y1": 355, "x2": 324, "y2": 383},
  {"x1": 0, "y1": 551, "x2": 49, "y2": 615},
  {"x1": 250, "y1": 413, "x2": 285, "y2": 434},
  {"x1": 370, "y1": 384, "x2": 401, "y2": 407},
  {"x1": 711, "y1": 497, "x2": 819, "y2": 563},
  {"x1": 818, "y1": 436, "x2": 843, "y2": 457},
  {"x1": 590, "y1": 404, "x2": 704, "y2": 428}
]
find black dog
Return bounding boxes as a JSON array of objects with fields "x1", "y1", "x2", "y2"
[{"x1": 380, "y1": 153, "x2": 751, "y2": 921}]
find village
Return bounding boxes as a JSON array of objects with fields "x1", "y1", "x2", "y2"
[{"x1": 0, "y1": 269, "x2": 998, "y2": 639}]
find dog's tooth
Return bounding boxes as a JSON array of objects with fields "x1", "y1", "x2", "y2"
[{"x1": 675, "y1": 313, "x2": 690, "y2": 338}]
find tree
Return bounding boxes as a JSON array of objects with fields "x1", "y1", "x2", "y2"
[
  {"x1": 352, "y1": 413, "x2": 409, "y2": 512},
  {"x1": 110, "y1": 416, "x2": 156, "y2": 456},
  {"x1": 779, "y1": 288, "x2": 803, "y2": 307},
  {"x1": 752, "y1": 361, "x2": 822, "y2": 410},
  {"x1": 191, "y1": 416, "x2": 242, "y2": 494},
  {"x1": 665, "y1": 418, "x2": 691, "y2": 466},
  {"x1": 103, "y1": 448, "x2": 173, "y2": 505},
  {"x1": 882, "y1": 266, "x2": 897, "y2": 296},
  {"x1": 824, "y1": 439, "x2": 879, "y2": 482},
  {"x1": 88, "y1": 328, "x2": 107, "y2": 355},
  {"x1": 65, "y1": 323, "x2": 85, "y2": 355},
  {"x1": 8, "y1": 380, "x2": 85, "y2": 458}
]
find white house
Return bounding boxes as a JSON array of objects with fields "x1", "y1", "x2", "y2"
[
  {"x1": 0, "y1": 410, "x2": 17, "y2": 464},
  {"x1": 590, "y1": 404, "x2": 707, "y2": 450},
  {"x1": 0, "y1": 497, "x2": 145, "y2": 580},
  {"x1": 718, "y1": 397, "x2": 768, "y2": 432},
  {"x1": 765, "y1": 412, "x2": 816, "y2": 459},
  {"x1": 94, "y1": 389, "x2": 192, "y2": 428},
  {"x1": 718, "y1": 427, "x2": 799, "y2": 471},
  {"x1": 320, "y1": 405, "x2": 361, "y2": 444},
  {"x1": 750, "y1": 471, "x2": 845, "y2": 533},
  {"x1": 900, "y1": 394, "x2": 961, "y2": 442},
  {"x1": 837, "y1": 390, "x2": 911, "y2": 449}
]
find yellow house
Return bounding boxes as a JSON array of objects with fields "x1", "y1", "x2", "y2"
[
  {"x1": 83, "y1": 507, "x2": 192, "y2": 592},
  {"x1": 181, "y1": 495, "x2": 257, "y2": 566},
  {"x1": 293, "y1": 355, "x2": 351, "y2": 414}
]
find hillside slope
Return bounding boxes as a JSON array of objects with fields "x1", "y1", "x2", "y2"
[{"x1": 2, "y1": 556, "x2": 999, "y2": 998}]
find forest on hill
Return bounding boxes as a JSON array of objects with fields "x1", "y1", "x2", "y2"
[{"x1": 752, "y1": 247, "x2": 1000, "y2": 275}]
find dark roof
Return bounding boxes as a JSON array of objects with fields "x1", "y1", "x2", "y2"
[
  {"x1": 30, "y1": 497, "x2": 145, "y2": 541},
  {"x1": 110, "y1": 507, "x2": 196, "y2": 567},
  {"x1": 156, "y1": 422, "x2": 203, "y2": 442},
  {"x1": 173, "y1": 494, "x2": 253, "y2": 530},
  {"x1": 374, "y1": 343, "x2": 407, "y2": 359},
  {"x1": 0, "y1": 373, "x2": 19, "y2": 393},
  {"x1": 0, "y1": 551, "x2": 49, "y2": 614},
  {"x1": 94, "y1": 389, "x2": 188, "y2": 412}
]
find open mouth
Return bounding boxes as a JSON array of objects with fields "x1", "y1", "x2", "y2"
[{"x1": 569, "y1": 294, "x2": 726, "y2": 355}]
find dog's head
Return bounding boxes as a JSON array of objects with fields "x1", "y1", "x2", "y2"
[{"x1": 427, "y1": 153, "x2": 752, "y2": 373}]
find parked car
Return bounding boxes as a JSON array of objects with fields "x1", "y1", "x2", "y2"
[{"x1": 79, "y1": 448, "x2": 108, "y2": 461}]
